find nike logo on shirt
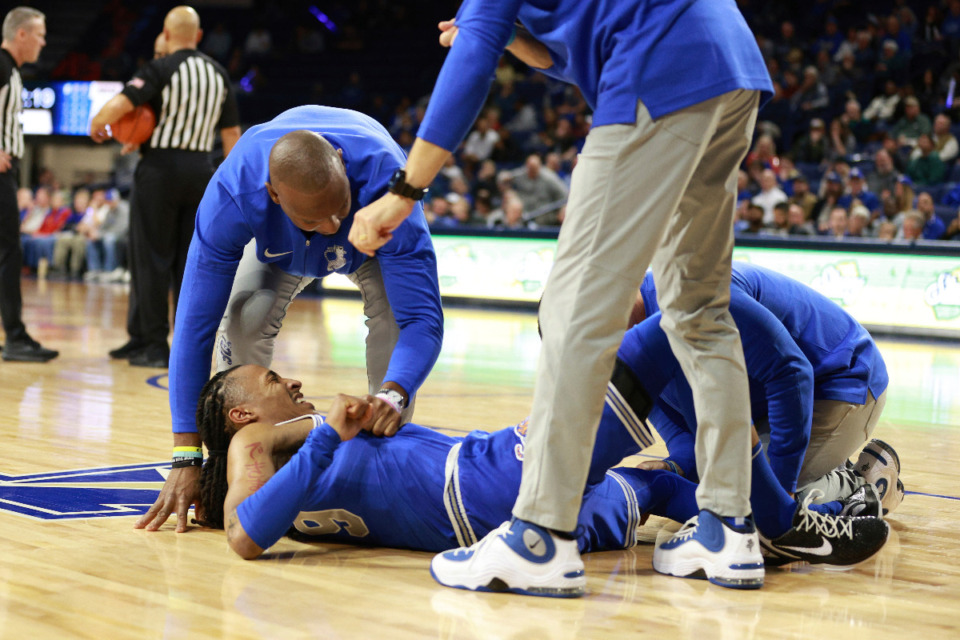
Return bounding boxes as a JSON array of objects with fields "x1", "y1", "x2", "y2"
[{"x1": 264, "y1": 248, "x2": 293, "y2": 258}]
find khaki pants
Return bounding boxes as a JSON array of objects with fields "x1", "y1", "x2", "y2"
[{"x1": 515, "y1": 90, "x2": 760, "y2": 530}]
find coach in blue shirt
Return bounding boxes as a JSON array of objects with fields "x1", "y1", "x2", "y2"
[
  {"x1": 138, "y1": 105, "x2": 444, "y2": 532},
  {"x1": 350, "y1": 0, "x2": 772, "y2": 593},
  {"x1": 636, "y1": 264, "x2": 888, "y2": 502}
]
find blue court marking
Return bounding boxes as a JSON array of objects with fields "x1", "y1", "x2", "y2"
[
  {"x1": 904, "y1": 490, "x2": 960, "y2": 501},
  {"x1": 0, "y1": 462, "x2": 168, "y2": 520},
  {"x1": 146, "y1": 374, "x2": 168, "y2": 390}
]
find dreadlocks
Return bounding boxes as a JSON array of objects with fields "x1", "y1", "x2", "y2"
[{"x1": 195, "y1": 365, "x2": 244, "y2": 529}]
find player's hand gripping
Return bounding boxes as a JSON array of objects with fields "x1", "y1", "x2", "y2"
[
  {"x1": 326, "y1": 394, "x2": 375, "y2": 441},
  {"x1": 367, "y1": 396, "x2": 403, "y2": 437},
  {"x1": 135, "y1": 465, "x2": 200, "y2": 532}
]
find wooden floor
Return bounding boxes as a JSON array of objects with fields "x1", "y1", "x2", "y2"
[{"x1": 1, "y1": 278, "x2": 959, "y2": 639}]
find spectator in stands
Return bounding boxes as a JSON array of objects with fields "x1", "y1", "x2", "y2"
[
  {"x1": 461, "y1": 110, "x2": 500, "y2": 169},
  {"x1": 736, "y1": 202, "x2": 765, "y2": 235},
  {"x1": 893, "y1": 174, "x2": 916, "y2": 214},
  {"x1": 943, "y1": 215, "x2": 960, "y2": 240},
  {"x1": 19, "y1": 186, "x2": 49, "y2": 237},
  {"x1": 51, "y1": 188, "x2": 89, "y2": 279},
  {"x1": 877, "y1": 221, "x2": 898, "y2": 240},
  {"x1": 826, "y1": 206, "x2": 848, "y2": 238},
  {"x1": 841, "y1": 99, "x2": 874, "y2": 145},
  {"x1": 864, "y1": 80, "x2": 902, "y2": 124},
  {"x1": 243, "y1": 25, "x2": 272, "y2": 59},
  {"x1": 792, "y1": 118, "x2": 829, "y2": 164},
  {"x1": 847, "y1": 205, "x2": 872, "y2": 238},
  {"x1": 916, "y1": 191, "x2": 947, "y2": 239},
  {"x1": 901, "y1": 210, "x2": 925, "y2": 240},
  {"x1": 787, "y1": 202, "x2": 816, "y2": 235},
  {"x1": 776, "y1": 156, "x2": 801, "y2": 195},
  {"x1": 752, "y1": 168, "x2": 788, "y2": 224},
  {"x1": 83, "y1": 189, "x2": 130, "y2": 283},
  {"x1": 812, "y1": 171, "x2": 845, "y2": 226},
  {"x1": 868, "y1": 149, "x2": 899, "y2": 197},
  {"x1": 828, "y1": 116, "x2": 858, "y2": 160},
  {"x1": 763, "y1": 202, "x2": 790, "y2": 237},
  {"x1": 788, "y1": 174, "x2": 818, "y2": 219},
  {"x1": 880, "y1": 133, "x2": 909, "y2": 172},
  {"x1": 838, "y1": 168, "x2": 882, "y2": 216},
  {"x1": 509, "y1": 154, "x2": 568, "y2": 226},
  {"x1": 487, "y1": 191, "x2": 530, "y2": 230},
  {"x1": 23, "y1": 189, "x2": 70, "y2": 277},
  {"x1": 16, "y1": 187, "x2": 32, "y2": 219},
  {"x1": 892, "y1": 97, "x2": 933, "y2": 150},
  {"x1": 875, "y1": 40, "x2": 909, "y2": 87},
  {"x1": 544, "y1": 152, "x2": 571, "y2": 187},
  {"x1": 737, "y1": 169, "x2": 754, "y2": 205},
  {"x1": 791, "y1": 66, "x2": 829, "y2": 118},
  {"x1": 745, "y1": 133, "x2": 780, "y2": 171},
  {"x1": 907, "y1": 133, "x2": 948, "y2": 185},
  {"x1": 943, "y1": 0, "x2": 960, "y2": 42},
  {"x1": 920, "y1": 113, "x2": 959, "y2": 164},
  {"x1": 201, "y1": 22, "x2": 231, "y2": 63}
]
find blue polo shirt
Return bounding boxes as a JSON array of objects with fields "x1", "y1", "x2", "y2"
[
  {"x1": 418, "y1": 0, "x2": 772, "y2": 152},
  {"x1": 170, "y1": 106, "x2": 443, "y2": 434}
]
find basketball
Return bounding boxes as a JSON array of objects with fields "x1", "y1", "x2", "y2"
[{"x1": 110, "y1": 104, "x2": 156, "y2": 145}]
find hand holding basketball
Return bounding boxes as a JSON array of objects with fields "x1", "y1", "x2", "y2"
[{"x1": 110, "y1": 105, "x2": 156, "y2": 146}]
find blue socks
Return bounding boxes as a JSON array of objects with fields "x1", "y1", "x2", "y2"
[{"x1": 749, "y1": 441, "x2": 798, "y2": 539}]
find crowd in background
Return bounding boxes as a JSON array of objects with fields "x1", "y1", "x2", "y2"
[{"x1": 20, "y1": 0, "x2": 960, "y2": 276}]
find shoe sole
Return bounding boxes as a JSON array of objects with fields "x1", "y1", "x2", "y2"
[
  {"x1": 429, "y1": 565, "x2": 586, "y2": 598},
  {"x1": 653, "y1": 559, "x2": 764, "y2": 589}
]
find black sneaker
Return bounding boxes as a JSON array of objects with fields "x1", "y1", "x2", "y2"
[
  {"x1": 129, "y1": 343, "x2": 169, "y2": 368},
  {"x1": 760, "y1": 490, "x2": 889, "y2": 566},
  {"x1": 109, "y1": 340, "x2": 148, "y2": 360},
  {"x1": 2, "y1": 338, "x2": 59, "y2": 362},
  {"x1": 840, "y1": 483, "x2": 883, "y2": 519}
]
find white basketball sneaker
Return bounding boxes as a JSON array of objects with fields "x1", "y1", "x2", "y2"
[
  {"x1": 430, "y1": 519, "x2": 586, "y2": 598},
  {"x1": 652, "y1": 510, "x2": 764, "y2": 589},
  {"x1": 855, "y1": 439, "x2": 904, "y2": 515}
]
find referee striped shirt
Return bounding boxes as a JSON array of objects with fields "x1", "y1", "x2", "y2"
[
  {"x1": 0, "y1": 49, "x2": 24, "y2": 158},
  {"x1": 121, "y1": 49, "x2": 238, "y2": 153}
]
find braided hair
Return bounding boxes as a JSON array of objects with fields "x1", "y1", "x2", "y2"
[{"x1": 195, "y1": 365, "x2": 244, "y2": 529}]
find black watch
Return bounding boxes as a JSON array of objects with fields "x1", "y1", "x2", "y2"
[{"x1": 388, "y1": 169, "x2": 427, "y2": 201}]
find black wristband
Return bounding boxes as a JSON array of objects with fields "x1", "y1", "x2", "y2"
[{"x1": 171, "y1": 457, "x2": 204, "y2": 468}]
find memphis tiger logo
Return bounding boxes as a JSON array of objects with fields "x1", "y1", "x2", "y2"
[{"x1": 0, "y1": 463, "x2": 167, "y2": 520}]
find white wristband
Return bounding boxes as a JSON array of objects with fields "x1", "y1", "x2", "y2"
[{"x1": 376, "y1": 389, "x2": 404, "y2": 413}]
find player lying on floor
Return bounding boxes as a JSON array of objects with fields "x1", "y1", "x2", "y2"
[
  {"x1": 195, "y1": 364, "x2": 888, "y2": 579},
  {"x1": 627, "y1": 264, "x2": 903, "y2": 517}
]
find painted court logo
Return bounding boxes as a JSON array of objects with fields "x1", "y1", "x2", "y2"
[
  {"x1": 0, "y1": 463, "x2": 165, "y2": 520},
  {"x1": 924, "y1": 269, "x2": 960, "y2": 320}
]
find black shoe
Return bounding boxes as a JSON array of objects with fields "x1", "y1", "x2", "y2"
[
  {"x1": 129, "y1": 343, "x2": 169, "y2": 368},
  {"x1": 839, "y1": 483, "x2": 883, "y2": 519},
  {"x1": 109, "y1": 340, "x2": 148, "y2": 360},
  {"x1": 760, "y1": 490, "x2": 889, "y2": 566},
  {"x1": 2, "y1": 339, "x2": 59, "y2": 362}
]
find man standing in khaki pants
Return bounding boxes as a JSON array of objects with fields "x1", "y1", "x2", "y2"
[{"x1": 350, "y1": 0, "x2": 773, "y2": 595}]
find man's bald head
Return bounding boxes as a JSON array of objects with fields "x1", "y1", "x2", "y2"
[
  {"x1": 164, "y1": 6, "x2": 201, "y2": 49},
  {"x1": 269, "y1": 130, "x2": 343, "y2": 192},
  {"x1": 265, "y1": 130, "x2": 351, "y2": 235}
]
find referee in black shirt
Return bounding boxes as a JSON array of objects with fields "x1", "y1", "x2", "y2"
[
  {"x1": 90, "y1": 5, "x2": 240, "y2": 368},
  {"x1": 0, "y1": 6, "x2": 57, "y2": 362}
]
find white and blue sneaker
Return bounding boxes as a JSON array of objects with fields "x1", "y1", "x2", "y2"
[
  {"x1": 855, "y1": 439, "x2": 904, "y2": 515},
  {"x1": 653, "y1": 510, "x2": 764, "y2": 589},
  {"x1": 430, "y1": 519, "x2": 586, "y2": 598}
]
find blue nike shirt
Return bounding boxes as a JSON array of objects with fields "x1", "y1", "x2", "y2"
[
  {"x1": 170, "y1": 106, "x2": 444, "y2": 434},
  {"x1": 636, "y1": 264, "x2": 889, "y2": 491},
  {"x1": 418, "y1": 0, "x2": 773, "y2": 152}
]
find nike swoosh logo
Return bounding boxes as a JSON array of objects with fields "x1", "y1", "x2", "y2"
[
  {"x1": 780, "y1": 539, "x2": 832, "y2": 556},
  {"x1": 528, "y1": 538, "x2": 542, "y2": 552},
  {"x1": 264, "y1": 248, "x2": 292, "y2": 258}
]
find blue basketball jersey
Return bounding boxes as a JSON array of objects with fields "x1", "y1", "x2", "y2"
[{"x1": 244, "y1": 413, "x2": 659, "y2": 554}]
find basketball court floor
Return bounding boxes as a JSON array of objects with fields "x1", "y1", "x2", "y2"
[{"x1": 0, "y1": 279, "x2": 957, "y2": 639}]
